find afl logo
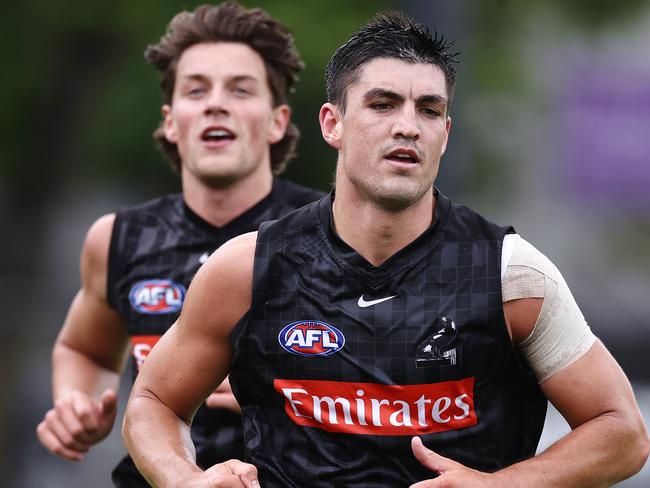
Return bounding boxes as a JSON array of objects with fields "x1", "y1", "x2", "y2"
[
  {"x1": 278, "y1": 321, "x2": 345, "y2": 357},
  {"x1": 129, "y1": 279, "x2": 186, "y2": 315}
]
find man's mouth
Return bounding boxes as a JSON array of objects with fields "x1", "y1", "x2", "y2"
[
  {"x1": 201, "y1": 127, "x2": 236, "y2": 143},
  {"x1": 385, "y1": 148, "x2": 420, "y2": 164}
]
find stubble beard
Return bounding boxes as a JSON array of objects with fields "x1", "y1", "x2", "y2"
[{"x1": 360, "y1": 174, "x2": 434, "y2": 213}]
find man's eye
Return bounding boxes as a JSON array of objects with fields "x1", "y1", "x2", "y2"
[
  {"x1": 187, "y1": 88, "x2": 205, "y2": 96},
  {"x1": 371, "y1": 103, "x2": 393, "y2": 110},
  {"x1": 233, "y1": 87, "x2": 251, "y2": 96},
  {"x1": 421, "y1": 107, "x2": 441, "y2": 117}
]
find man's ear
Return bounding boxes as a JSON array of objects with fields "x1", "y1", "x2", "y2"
[
  {"x1": 162, "y1": 105, "x2": 178, "y2": 144},
  {"x1": 268, "y1": 104, "x2": 291, "y2": 144},
  {"x1": 440, "y1": 115, "x2": 452, "y2": 156},
  {"x1": 319, "y1": 103, "x2": 343, "y2": 150}
]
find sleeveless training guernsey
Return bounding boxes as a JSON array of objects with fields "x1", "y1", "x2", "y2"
[
  {"x1": 107, "y1": 178, "x2": 323, "y2": 487},
  {"x1": 230, "y1": 190, "x2": 547, "y2": 487}
]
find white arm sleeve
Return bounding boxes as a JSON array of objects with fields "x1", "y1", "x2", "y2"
[{"x1": 501, "y1": 234, "x2": 596, "y2": 383}]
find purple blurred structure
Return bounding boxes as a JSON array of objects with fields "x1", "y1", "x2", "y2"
[{"x1": 560, "y1": 61, "x2": 650, "y2": 210}]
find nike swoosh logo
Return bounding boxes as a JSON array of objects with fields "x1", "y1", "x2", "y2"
[{"x1": 357, "y1": 294, "x2": 397, "y2": 308}]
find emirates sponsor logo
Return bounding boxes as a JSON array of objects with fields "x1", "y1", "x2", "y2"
[
  {"x1": 274, "y1": 378, "x2": 476, "y2": 436},
  {"x1": 130, "y1": 335, "x2": 161, "y2": 370}
]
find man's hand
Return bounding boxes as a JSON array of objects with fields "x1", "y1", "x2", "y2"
[
  {"x1": 36, "y1": 388, "x2": 118, "y2": 461},
  {"x1": 410, "y1": 436, "x2": 495, "y2": 487},
  {"x1": 182, "y1": 459, "x2": 259, "y2": 487},
  {"x1": 206, "y1": 376, "x2": 241, "y2": 413}
]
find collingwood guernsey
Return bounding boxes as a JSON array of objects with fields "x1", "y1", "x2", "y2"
[{"x1": 230, "y1": 190, "x2": 547, "y2": 487}]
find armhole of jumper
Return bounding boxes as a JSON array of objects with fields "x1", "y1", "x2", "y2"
[
  {"x1": 106, "y1": 212, "x2": 123, "y2": 309},
  {"x1": 501, "y1": 233, "x2": 519, "y2": 279}
]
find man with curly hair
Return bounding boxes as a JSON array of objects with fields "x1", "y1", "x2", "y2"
[{"x1": 36, "y1": 3, "x2": 322, "y2": 486}]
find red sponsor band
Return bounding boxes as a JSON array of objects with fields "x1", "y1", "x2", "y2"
[
  {"x1": 274, "y1": 378, "x2": 476, "y2": 436},
  {"x1": 130, "y1": 335, "x2": 161, "y2": 370}
]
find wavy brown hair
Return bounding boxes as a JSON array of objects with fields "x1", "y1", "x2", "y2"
[{"x1": 145, "y1": 1, "x2": 304, "y2": 174}]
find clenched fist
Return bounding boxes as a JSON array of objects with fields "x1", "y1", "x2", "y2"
[{"x1": 36, "y1": 389, "x2": 118, "y2": 461}]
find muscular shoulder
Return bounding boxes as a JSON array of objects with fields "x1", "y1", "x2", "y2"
[
  {"x1": 84, "y1": 214, "x2": 116, "y2": 256},
  {"x1": 81, "y1": 214, "x2": 116, "y2": 298},
  {"x1": 201, "y1": 231, "x2": 257, "y2": 282},
  {"x1": 180, "y1": 232, "x2": 257, "y2": 336}
]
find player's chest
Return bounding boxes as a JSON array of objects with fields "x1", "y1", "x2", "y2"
[
  {"x1": 116, "y1": 244, "x2": 216, "y2": 332},
  {"x1": 246, "y1": 278, "x2": 509, "y2": 384}
]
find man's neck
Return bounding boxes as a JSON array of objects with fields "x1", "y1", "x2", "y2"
[
  {"x1": 181, "y1": 166, "x2": 274, "y2": 228},
  {"x1": 332, "y1": 184, "x2": 435, "y2": 267}
]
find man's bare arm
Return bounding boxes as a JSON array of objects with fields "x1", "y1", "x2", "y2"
[
  {"x1": 411, "y1": 298, "x2": 649, "y2": 487},
  {"x1": 500, "y1": 295, "x2": 649, "y2": 487},
  {"x1": 501, "y1": 336, "x2": 649, "y2": 487},
  {"x1": 37, "y1": 214, "x2": 130, "y2": 461},
  {"x1": 123, "y1": 232, "x2": 258, "y2": 488}
]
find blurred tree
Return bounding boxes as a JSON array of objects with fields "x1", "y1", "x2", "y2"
[{"x1": 0, "y1": 0, "x2": 388, "y2": 275}]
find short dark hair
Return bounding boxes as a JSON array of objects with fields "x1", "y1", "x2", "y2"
[
  {"x1": 145, "y1": 1, "x2": 304, "y2": 174},
  {"x1": 325, "y1": 11, "x2": 459, "y2": 112}
]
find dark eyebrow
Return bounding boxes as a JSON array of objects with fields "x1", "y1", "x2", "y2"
[
  {"x1": 180, "y1": 74, "x2": 209, "y2": 83},
  {"x1": 180, "y1": 74, "x2": 259, "y2": 83},
  {"x1": 363, "y1": 88, "x2": 404, "y2": 103},
  {"x1": 416, "y1": 94, "x2": 448, "y2": 108},
  {"x1": 229, "y1": 74, "x2": 259, "y2": 84},
  {"x1": 363, "y1": 88, "x2": 448, "y2": 108}
]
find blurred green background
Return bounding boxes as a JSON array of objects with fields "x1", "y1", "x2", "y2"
[{"x1": 1, "y1": 1, "x2": 649, "y2": 486}]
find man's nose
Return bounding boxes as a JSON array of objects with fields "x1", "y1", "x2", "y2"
[
  {"x1": 204, "y1": 88, "x2": 229, "y2": 115},
  {"x1": 392, "y1": 106, "x2": 420, "y2": 140}
]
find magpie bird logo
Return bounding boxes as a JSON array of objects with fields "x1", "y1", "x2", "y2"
[{"x1": 416, "y1": 315, "x2": 459, "y2": 367}]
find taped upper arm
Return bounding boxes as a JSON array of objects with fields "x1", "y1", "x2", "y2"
[{"x1": 502, "y1": 235, "x2": 596, "y2": 383}]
